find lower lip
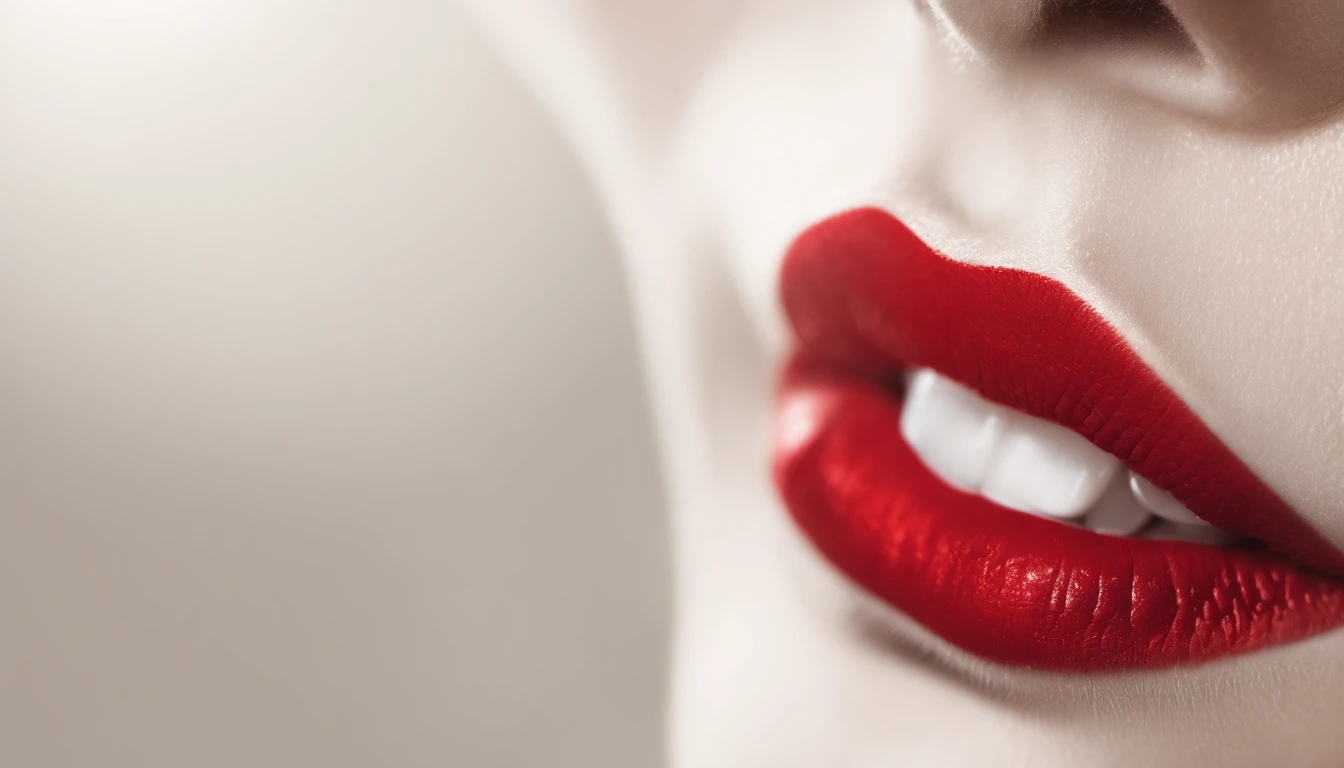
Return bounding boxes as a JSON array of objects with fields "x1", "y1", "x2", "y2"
[{"x1": 772, "y1": 210, "x2": 1344, "y2": 672}]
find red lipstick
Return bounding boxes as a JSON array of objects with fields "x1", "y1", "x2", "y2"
[{"x1": 773, "y1": 207, "x2": 1344, "y2": 671}]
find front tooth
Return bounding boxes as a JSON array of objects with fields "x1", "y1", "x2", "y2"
[
  {"x1": 1129, "y1": 474, "x2": 1207, "y2": 526},
  {"x1": 980, "y1": 410, "x2": 1121, "y2": 519},
  {"x1": 899, "y1": 369, "x2": 1005, "y2": 492},
  {"x1": 1084, "y1": 472, "x2": 1152, "y2": 536}
]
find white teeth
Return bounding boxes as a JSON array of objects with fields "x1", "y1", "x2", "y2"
[
  {"x1": 1083, "y1": 472, "x2": 1153, "y2": 536},
  {"x1": 900, "y1": 370, "x2": 1005, "y2": 493},
  {"x1": 979, "y1": 411, "x2": 1120, "y2": 519},
  {"x1": 1128, "y1": 473, "x2": 1207, "y2": 526},
  {"x1": 900, "y1": 369, "x2": 1119, "y2": 519},
  {"x1": 898, "y1": 367, "x2": 1242, "y2": 544}
]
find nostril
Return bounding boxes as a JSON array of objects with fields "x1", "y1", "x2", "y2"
[
  {"x1": 1034, "y1": 0, "x2": 1195, "y2": 56},
  {"x1": 924, "y1": 0, "x2": 1344, "y2": 128}
]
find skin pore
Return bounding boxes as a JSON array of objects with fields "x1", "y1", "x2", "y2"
[{"x1": 465, "y1": 1, "x2": 1344, "y2": 765}]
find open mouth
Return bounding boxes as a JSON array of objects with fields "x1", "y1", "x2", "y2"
[{"x1": 772, "y1": 207, "x2": 1344, "y2": 671}]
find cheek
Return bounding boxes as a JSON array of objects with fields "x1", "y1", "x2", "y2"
[{"x1": 1071, "y1": 121, "x2": 1344, "y2": 546}]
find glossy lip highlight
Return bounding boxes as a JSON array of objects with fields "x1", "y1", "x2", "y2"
[{"x1": 773, "y1": 207, "x2": 1344, "y2": 671}]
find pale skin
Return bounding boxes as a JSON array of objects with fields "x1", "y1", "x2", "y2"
[{"x1": 463, "y1": 1, "x2": 1344, "y2": 765}]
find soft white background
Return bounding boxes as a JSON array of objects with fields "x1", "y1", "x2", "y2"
[{"x1": 0, "y1": 3, "x2": 668, "y2": 766}]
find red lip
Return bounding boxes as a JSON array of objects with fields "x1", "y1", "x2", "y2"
[{"x1": 774, "y1": 207, "x2": 1344, "y2": 671}]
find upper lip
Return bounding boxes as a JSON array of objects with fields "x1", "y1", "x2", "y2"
[{"x1": 773, "y1": 207, "x2": 1344, "y2": 670}]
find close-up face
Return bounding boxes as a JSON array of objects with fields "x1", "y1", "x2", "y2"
[{"x1": 466, "y1": 1, "x2": 1344, "y2": 765}]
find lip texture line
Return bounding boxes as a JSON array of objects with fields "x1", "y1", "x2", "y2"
[{"x1": 773, "y1": 207, "x2": 1344, "y2": 671}]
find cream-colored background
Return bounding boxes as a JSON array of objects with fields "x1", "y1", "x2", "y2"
[{"x1": 0, "y1": 3, "x2": 668, "y2": 766}]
